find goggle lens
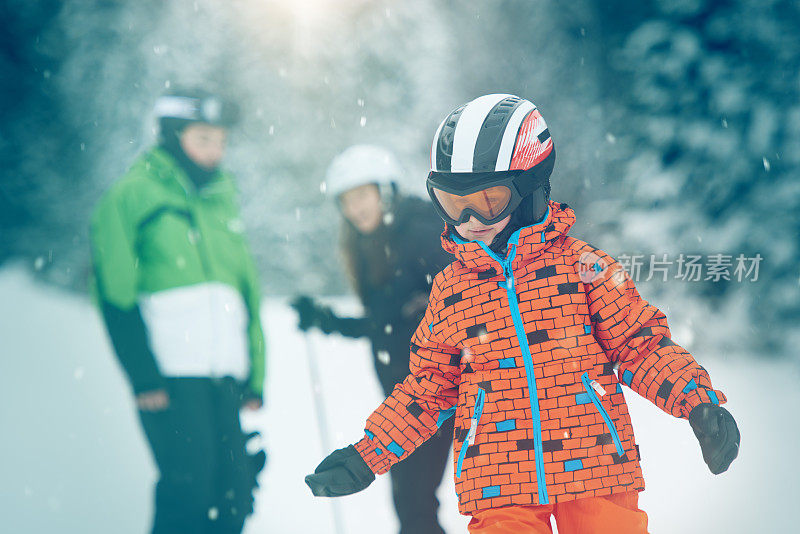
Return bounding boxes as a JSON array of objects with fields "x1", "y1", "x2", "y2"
[{"x1": 431, "y1": 185, "x2": 513, "y2": 223}]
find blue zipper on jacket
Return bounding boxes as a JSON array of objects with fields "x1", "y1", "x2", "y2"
[
  {"x1": 455, "y1": 387, "x2": 486, "y2": 478},
  {"x1": 581, "y1": 372, "x2": 625, "y2": 457},
  {"x1": 476, "y1": 236, "x2": 550, "y2": 505}
]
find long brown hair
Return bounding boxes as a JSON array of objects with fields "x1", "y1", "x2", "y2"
[{"x1": 339, "y1": 214, "x2": 396, "y2": 303}]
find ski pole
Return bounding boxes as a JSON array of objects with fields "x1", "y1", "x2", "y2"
[{"x1": 303, "y1": 332, "x2": 346, "y2": 534}]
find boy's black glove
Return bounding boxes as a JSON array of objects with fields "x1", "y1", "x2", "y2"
[
  {"x1": 290, "y1": 295, "x2": 337, "y2": 333},
  {"x1": 688, "y1": 403, "x2": 740, "y2": 474},
  {"x1": 305, "y1": 445, "x2": 375, "y2": 497}
]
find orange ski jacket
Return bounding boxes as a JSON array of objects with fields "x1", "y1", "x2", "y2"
[{"x1": 354, "y1": 201, "x2": 726, "y2": 515}]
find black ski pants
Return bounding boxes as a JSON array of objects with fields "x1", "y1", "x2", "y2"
[
  {"x1": 389, "y1": 416, "x2": 454, "y2": 534},
  {"x1": 138, "y1": 377, "x2": 255, "y2": 534}
]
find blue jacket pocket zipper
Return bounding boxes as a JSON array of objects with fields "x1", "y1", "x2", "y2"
[
  {"x1": 456, "y1": 387, "x2": 486, "y2": 478},
  {"x1": 581, "y1": 372, "x2": 625, "y2": 457}
]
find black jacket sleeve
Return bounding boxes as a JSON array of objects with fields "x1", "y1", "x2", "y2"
[
  {"x1": 328, "y1": 315, "x2": 378, "y2": 339},
  {"x1": 99, "y1": 301, "x2": 166, "y2": 394}
]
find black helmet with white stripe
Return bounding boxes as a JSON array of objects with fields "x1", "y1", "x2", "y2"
[{"x1": 427, "y1": 94, "x2": 555, "y2": 226}]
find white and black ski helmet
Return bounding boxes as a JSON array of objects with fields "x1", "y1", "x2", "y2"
[
  {"x1": 325, "y1": 144, "x2": 403, "y2": 198},
  {"x1": 430, "y1": 93, "x2": 553, "y2": 174},
  {"x1": 427, "y1": 94, "x2": 555, "y2": 225},
  {"x1": 154, "y1": 87, "x2": 240, "y2": 135}
]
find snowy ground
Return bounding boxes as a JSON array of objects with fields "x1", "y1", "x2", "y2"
[{"x1": 0, "y1": 264, "x2": 796, "y2": 533}]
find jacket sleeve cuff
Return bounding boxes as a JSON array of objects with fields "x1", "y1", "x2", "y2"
[
  {"x1": 241, "y1": 386, "x2": 263, "y2": 405},
  {"x1": 131, "y1": 377, "x2": 168, "y2": 395},
  {"x1": 354, "y1": 435, "x2": 393, "y2": 475},
  {"x1": 677, "y1": 387, "x2": 727, "y2": 419}
]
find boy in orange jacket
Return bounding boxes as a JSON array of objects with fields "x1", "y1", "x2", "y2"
[{"x1": 305, "y1": 94, "x2": 740, "y2": 533}]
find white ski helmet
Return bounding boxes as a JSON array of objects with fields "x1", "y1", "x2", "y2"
[{"x1": 325, "y1": 145, "x2": 403, "y2": 198}]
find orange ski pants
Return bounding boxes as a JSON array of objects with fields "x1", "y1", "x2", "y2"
[{"x1": 468, "y1": 491, "x2": 648, "y2": 534}]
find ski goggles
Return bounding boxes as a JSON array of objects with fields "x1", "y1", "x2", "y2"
[{"x1": 427, "y1": 169, "x2": 544, "y2": 225}]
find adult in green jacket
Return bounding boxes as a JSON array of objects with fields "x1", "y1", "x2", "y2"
[{"x1": 90, "y1": 88, "x2": 265, "y2": 534}]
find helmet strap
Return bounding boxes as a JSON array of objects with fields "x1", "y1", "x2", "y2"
[
  {"x1": 485, "y1": 185, "x2": 549, "y2": 254},
  {"x1": 378, "y1": 182, "x2": 398, "y2": 222}
]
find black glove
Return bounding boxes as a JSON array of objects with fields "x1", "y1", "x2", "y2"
[
  {"x1": 290, "y1": 295, "x2": 318, "y2": 331},
  {"x1": 290, "y1": 295, "x2": 337, "y2": 333},
  {"x1": 304, "y1": 445, "x2": 375, "y2": 497},
  {"x1": 688, "y1": 403, "x2": 740, "y2": 474},
  {"x1": 244, "y1": 431, "x2": 268, "y2": 489}
]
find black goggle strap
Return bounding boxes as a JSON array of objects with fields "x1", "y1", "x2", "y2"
[
  {"x1": 428, "y1": 170, "x2": 518, "y2": 193},
  {"x1": 428, "y1": 166, "x2": 548, "y2": 196}
]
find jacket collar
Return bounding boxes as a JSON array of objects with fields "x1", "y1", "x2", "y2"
[
  {"x1": 144, "y1": 147, "x2": 233, "y2": 197},
  {"x1": 440, "y1": 200, "x2": 576, "y2": 273}
]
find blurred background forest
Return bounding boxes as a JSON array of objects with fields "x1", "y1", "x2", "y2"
[{"x1": 1, "y1": 0, "x2": 798, "y2": 356}]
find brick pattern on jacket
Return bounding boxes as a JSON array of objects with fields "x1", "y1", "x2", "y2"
[{"x1": 354, "y1": 201, "x2": 726, "y2": 515}]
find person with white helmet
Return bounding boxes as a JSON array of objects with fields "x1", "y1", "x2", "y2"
[
  {"x1": 292, "y1": 144, "x2": 454, "y2": 534},
  {"x1": 90, "y1": 87, "x2": 266, "y2": 534},
  {"x1": 305, "y1": 95, "x2": 739, "y2": 533}
]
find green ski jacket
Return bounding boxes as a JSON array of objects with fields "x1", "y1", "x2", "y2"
[{"x1": 90, "y1": 147, "x2": 266, "y2": 399}]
